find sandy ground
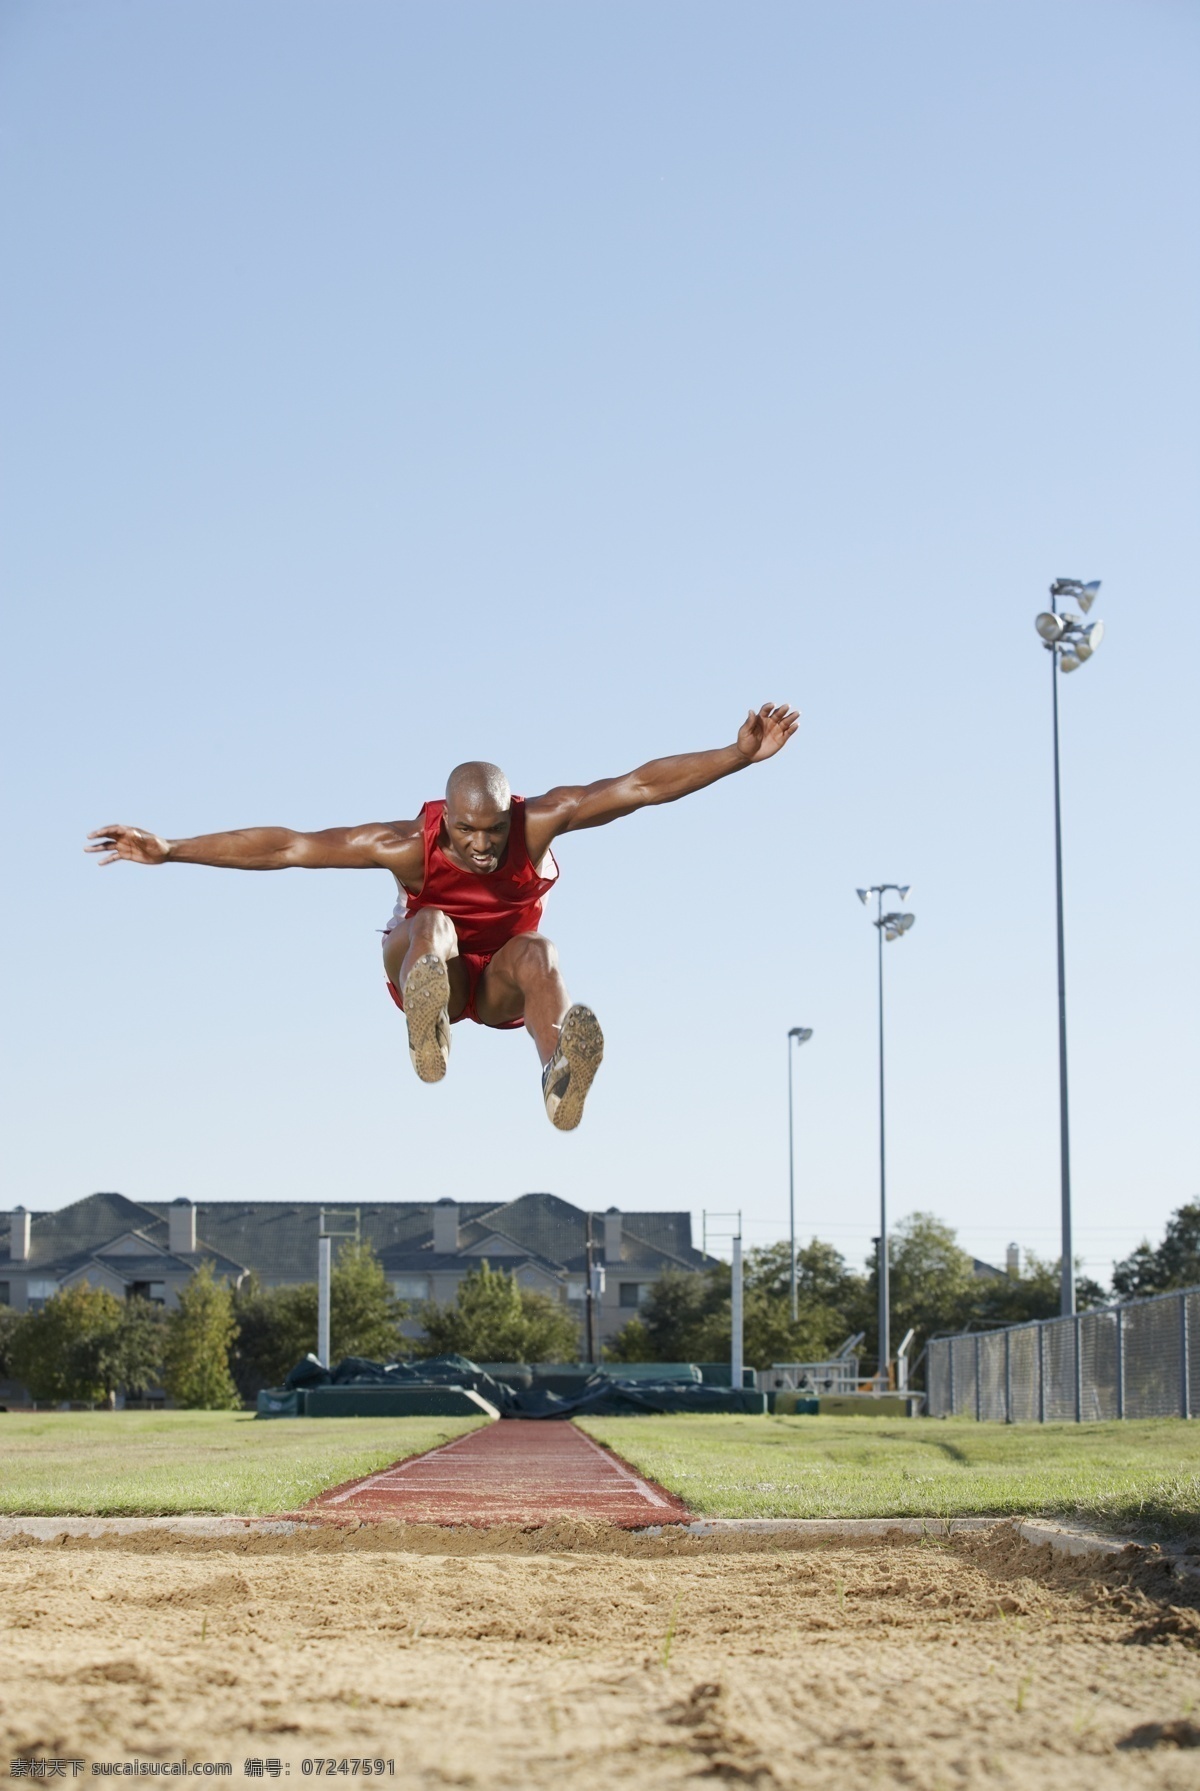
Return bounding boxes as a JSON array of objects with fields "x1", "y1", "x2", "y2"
[{"x1": 3, "y1": 1523, "x2": 1200, "y2": 1789}]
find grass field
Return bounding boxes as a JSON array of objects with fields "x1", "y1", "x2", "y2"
[
  {"x1": 578, "y1": 1413, "x2": 1200, "y2": 1537},
  {"x1": 0, "y1": 1410, "x2": 488, "y2": 1515},
  {"x1": 7, "y1": 1410, "x2": 1200, "y2": 1537}
]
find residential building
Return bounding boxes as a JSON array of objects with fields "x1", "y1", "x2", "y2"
[{"x1": 0, "y1": 1190, "x2": 710, "y2": 1352}]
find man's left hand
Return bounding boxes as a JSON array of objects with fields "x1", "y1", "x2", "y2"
[{"x1": 736, "y1": 702, "x2": 800, "y2": 763}]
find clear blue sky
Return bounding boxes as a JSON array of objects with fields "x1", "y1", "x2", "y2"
[{"x1": 3, "y1": 1, "x2": 1197, "y2": 1283}]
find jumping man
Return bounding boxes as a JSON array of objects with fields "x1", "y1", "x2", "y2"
[{"x1": 87, "y1": 702, "x2": 799, "y2": 1130}]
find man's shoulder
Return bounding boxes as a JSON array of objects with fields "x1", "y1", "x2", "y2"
[
  {"x1": 523, "y1": 788, "x2": 576, "y2": 821},
  {"x1": 356, "y1": 816, "x2": 424, "y2": 862}
]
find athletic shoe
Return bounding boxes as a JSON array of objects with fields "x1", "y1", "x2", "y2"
[
  {"x1": 403, "y1": 953, "x2": 452, "y2": 1083},
  {"x1": 541, "y1": 1004, "x2": 604, "y2": 1130}
]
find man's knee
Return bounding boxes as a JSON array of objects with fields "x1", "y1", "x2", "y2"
[
  {"x1": 506, "y1": 933, "x2": 559, "y2": 981},
  {"x1": 385, "y1": 908, "x2": 458, "y2": 979},
  {"x1": 412, "y1": 907, "x2": 458, "y2": 951}
]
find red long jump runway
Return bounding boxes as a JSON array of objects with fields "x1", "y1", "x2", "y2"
[{"x1": 311, "y1": 1419, "x2": 692, "y2": 1528}]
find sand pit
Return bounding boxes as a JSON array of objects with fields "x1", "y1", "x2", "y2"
[{"x1": 3, "y1": 1524, "x2": 1200, "y2": 1788}]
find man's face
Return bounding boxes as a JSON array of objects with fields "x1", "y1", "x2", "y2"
[{"x1": 442, "y1": 794, "x2": 511, "y2": 875}]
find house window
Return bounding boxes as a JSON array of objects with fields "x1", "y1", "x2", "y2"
[
  {"x1": 566, "y1": 1279, "x2": 585, "y2": 1302},
  {"x1": 619, "y1": 1282, "x2": 650, "y2": 1308},
  {"x1": 25, "y1": 1278, "x2": 58, "y2": 1313},
  {"x1": 129, "y1": 1281, "x2": 167, "y2": 1305},
  {"x1": 392, "y1": 1277, "x2": 430, "y2": 1302}
]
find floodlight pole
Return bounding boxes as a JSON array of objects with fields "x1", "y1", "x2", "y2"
[
  {"x1": 786, "y1": 1027, "x2": 813, "y2": 1322},
  {"x1": 1049, "y1": 587, "x2": 1075, "y2": 1319},
  {"x1": 787, "y1": 1032, "x2": 798, "y2": 1322},
  {"x1": 875, "y1": 889, "x2": 890, "y2": 1385}
]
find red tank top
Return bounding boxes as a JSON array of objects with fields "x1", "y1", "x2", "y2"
[{"x1": 403, "y1": 797, "x2": 558, "y2": 954}]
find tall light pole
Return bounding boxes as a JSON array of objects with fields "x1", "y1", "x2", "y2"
[
  {"x1": 856, "y1": 885, "x2": 915, "y2": 1387},
  {"x1": 1035, "y1": 577, "x2": 1105, "y2": 1317},
  {"x1": 786, "y1": 1026, "x2": 814, "y2": 1322}
]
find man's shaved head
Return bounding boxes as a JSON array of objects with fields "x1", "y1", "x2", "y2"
[
  {"x1": 445, "y1": 761, "x2": 511, "y2": 812},
  {"x1": 441, "y1": 762, "x2": 513, "y2": 876}
]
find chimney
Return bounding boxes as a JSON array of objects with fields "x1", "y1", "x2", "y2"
[
  {"x1": 604, "y1": 1206, "x2": 623, "y2": 1264},
  {"x1": 10, "y1": 1206, "x2": 30, "y2": 1262},
  {"x1": 432, "y1": 1199, "x2": 460, "y2": 1255},
  {"x1": 1006, "y1": 1242, "x2": 1021, "y2": 1278},
  {"x1": 169, "y1": 1198, "x2": 197, "y2": 1255}
]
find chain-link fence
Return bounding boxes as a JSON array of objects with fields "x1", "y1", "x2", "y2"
[{"x1": 926, "y1": 1286, "x2": 1200, "y2": 1421}]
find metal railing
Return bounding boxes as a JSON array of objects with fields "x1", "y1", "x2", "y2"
[
  {"x1": 758, "y1": 1359, "x2": 861, "y2": 1395},
  {"x1": 927, "y1": 1286, "x2": 1200, "y2": 1421}
]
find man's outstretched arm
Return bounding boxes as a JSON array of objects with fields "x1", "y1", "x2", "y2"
[
  {"x1": 526, "y1": 702, "x2": 799, "y2": 847},
  {"x1": 85, "y1": 819, "x2": 421, "y2": 872}
]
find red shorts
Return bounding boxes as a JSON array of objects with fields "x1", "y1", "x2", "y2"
[{"x1": 386, "y1": 950, "x2": 525, "y2": 1030}]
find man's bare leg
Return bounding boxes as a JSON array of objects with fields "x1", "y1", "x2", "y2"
[
  {"x1": 382, "y1": 909, "x2": 466, "y2": 1083},
  {"x1": 476, "y1": 935, "x2": 604, "y2": 1130}
]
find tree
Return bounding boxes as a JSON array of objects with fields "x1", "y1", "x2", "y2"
[
  {"x1": 0, "y1": 1304, "x2": 23, "y2": 1380},
  {"x1": 328, "y1": 1241, "x2": 408, "y2": 1361},
  {"x1": 747, "y1": 1239, "x2": 861, "y2": 1311},
  {"x1": 1113, "y1": 1202, "x2": 1200, "y2": 1299},
  {"x1": 608, "y1": 1266, "x2": 726, "y2": 1364},
  {"x1": 605, "y1": 1313, "x2": 655, "y2": 1363},
  {"x1": 9, "y1": 1281, "x2": 128, "y2": 1405},
  {"x1": 75, "y1": 1296, "x2": 165, "y2": 1404},
  {"x1": 231, "y1": 1278, "x2": 317, "y2": 1399},
  {"x1": 231, "y1": 1243, "x2": 407, "y2": 1394},
  {"x1": 607, "y1": 1245, "x2": 866, "y2": 1371},
  {"x1": 417, "y1": 1261, "x2": 580, "y2": 1363},
  {"x1": 162, "y1": 1263, "x2": 241, "y2": 1409},
  {"x1": 879, "y1": 1213, "x2": 978, "y2": 1363}
]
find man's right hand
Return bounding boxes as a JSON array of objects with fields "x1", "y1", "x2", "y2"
[{"x1": 86, "y1": 824, "x2": 170, "y2": 866}]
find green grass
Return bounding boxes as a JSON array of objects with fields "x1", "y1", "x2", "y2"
[
  {"x1": 577, "y1": 1414, "x2": 1200, "y2": 1540},
  {"x1": 0, "y1": 1410, "x2": 489, "y2": 1516}
]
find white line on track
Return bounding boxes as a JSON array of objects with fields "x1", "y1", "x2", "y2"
[
  {"x1": 324, "y1": 1432, "x2": 479, "y2": 1505},
  {"x1": 571, "y1": 1427, "x2": 668, "y2": 1506}
]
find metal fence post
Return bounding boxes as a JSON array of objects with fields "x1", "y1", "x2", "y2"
[
  {"x1": 1004, "y1": 1329, "x2": 1012, "y2": 1423},
  {"x1": 1181, "y1": 1293, "x2": 1191, "y2": 1420},
  {"x1": 1037, "y1": 1323, "x2": 1045, "y2": 1423},
  {"x1": 975, "y1": 1334, "x2": 982, "y2": 1421},
  {"x1": 948, "y1": 1339, "x2": 956, "y2": 1415},
  {"x1": 1116, "y1": 1306, "x2": 1125, "y2": 1420},
  {"x1": 1074, "y1": 1312, "x2": 1083, "y2": 1422}
]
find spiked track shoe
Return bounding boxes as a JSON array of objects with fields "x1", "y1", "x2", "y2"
[
  {"x1": 404, "y1": 953, "x2": 452, "y2": 1083},
  {"x1": 542, "y1": 1004, "x2": 604, "y2": 1131}
]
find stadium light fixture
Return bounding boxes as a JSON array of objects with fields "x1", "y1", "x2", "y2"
[
  {"x1": 858, "y1": 884, "x2": 917, "y2": 1388},
  {"x1": 786, "y1": 1025, "x2": 814, "y2": 1321},
  {"x1": 1076, "y1": 620, "x2": 1104, "y2": 662},
  {"x1": 1035, "y1": 575, "x2": 1106, "y2": 1317}
]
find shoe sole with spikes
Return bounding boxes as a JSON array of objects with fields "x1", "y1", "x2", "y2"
[
  {"x1": 404, "y1": 953, "x2": 452, "y2": 1083},
  {"x1": 542, "y1": 1004, "x2": 604, "y2": 1131}
]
